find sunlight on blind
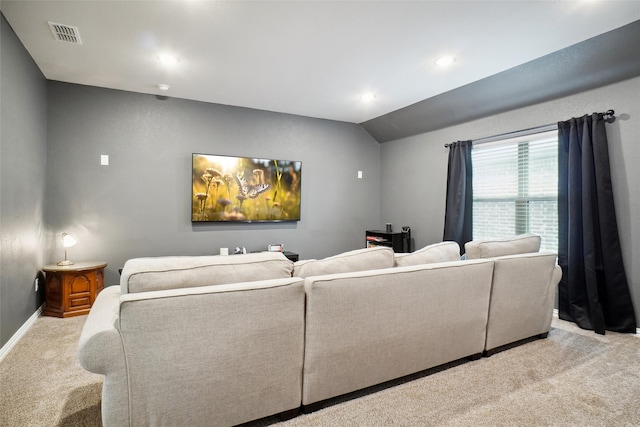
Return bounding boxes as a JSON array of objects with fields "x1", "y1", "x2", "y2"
[{"x1": 472, "y1": 130, "x2": 558, "y2": 253}]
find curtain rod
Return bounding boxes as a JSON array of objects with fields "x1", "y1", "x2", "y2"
[{"x1": 444, "y1": 110, "x2": 615, "y2": 148}]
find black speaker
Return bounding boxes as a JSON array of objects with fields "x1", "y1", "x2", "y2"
[{"x1": 401, "y1": 226, "x2": 413, "y2": 252}]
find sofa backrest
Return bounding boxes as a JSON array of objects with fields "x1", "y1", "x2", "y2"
[
  {"x1": 394, "y1": 241, "x2": 461, "y2": 267},
  {"x1": 302, "y1": 258, "x2": 494, "y2": 405},
  {"x1": 117, "y1": 277, "x2": 306, "y2": 426},
  {"x1": 293, "y1": 246, "x2": 394, "y2": 278},
  {"x1": 464, "y1": 234, "x2": 541, "y2": 259},
  {"x1": 120, "y1": 252, "x2": 294, "y2": 294}
]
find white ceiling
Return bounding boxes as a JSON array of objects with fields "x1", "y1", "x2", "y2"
[{"x1": 3, "y1": 1, "x2": 640, "y2": 124}]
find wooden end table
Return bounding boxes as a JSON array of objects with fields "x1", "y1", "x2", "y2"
[{"x1": 41, "y1": 261, "x2": 107, "y2": 318}]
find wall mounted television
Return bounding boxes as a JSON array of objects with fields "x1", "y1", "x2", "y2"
[{"x1": 192, "y1": 153, "x2": 302, "y2": 223}]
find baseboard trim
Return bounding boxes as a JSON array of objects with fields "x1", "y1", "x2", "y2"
[
  {"x1": 553, "y1": 309, "x2": 640, "y2": 336},
  {"x1": 0, "y1": 304, "x2": 44, "y2": 364}
]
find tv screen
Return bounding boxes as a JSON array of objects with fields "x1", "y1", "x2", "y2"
[{"x1": 192, "y1": 153, "x2": 302, "y2": 222}]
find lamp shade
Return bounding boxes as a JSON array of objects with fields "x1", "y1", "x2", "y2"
[{"x1": 62, "y1": 233, "x2": 77, "y2": 248}]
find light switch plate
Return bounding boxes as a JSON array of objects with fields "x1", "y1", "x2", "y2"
[{"x1": 101, "y1": 155, "x2": 109, "y2": 166}]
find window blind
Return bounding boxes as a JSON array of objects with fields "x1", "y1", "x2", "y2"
[{"x1": 472, "y1": 129, "x2": 558, "y2": 253}]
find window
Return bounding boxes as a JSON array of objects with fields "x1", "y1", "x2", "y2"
[{"x1": 472, "y1": 129, "x2": 558, "y2": 253}]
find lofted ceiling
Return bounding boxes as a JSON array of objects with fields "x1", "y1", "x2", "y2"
[{"x1": 2, "y1": 1, "x2": 640, "y2": 126}]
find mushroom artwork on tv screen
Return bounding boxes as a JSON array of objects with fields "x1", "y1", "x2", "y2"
[{"x1": 191, "y1": 153, "x2": 302, "y2": 223}]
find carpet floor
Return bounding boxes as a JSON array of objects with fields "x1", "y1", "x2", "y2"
[{"x1": 1, "y1": 315, "x2": 638, "y2": 426}]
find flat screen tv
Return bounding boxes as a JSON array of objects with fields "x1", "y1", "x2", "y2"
[{"x1": 192, "y1": 153, "x2": 302, "y2": 223}]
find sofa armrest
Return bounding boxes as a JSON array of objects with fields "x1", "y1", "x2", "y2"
[
  {"x1": 484, "y1": 252, "x2": 561, "y2": 352},
  {"x1": 77, "y1": 285, "x2": 124, "y2": 374},
  {"x1": 77, "y1": 285, "x2": 132, "y2": 427}
]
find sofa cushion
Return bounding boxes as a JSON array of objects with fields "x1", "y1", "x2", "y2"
[
  {"x1": 464, "y1": 234, "x2": 541, "y2": 260},
  {"x1": 293, "y1": 246, "x2": 394, "y2": 278},
  {"x1": 394, "y1": 241, "x2": 461, "y2": 267},
  {"x1": 120, "y1": 252, "x2": 294, "y2": 294}
]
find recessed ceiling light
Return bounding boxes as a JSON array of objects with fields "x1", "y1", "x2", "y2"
[
  {"x1": 157, "y1": 84, "x2": 170, "y2": 91},
  {"x1": 435, "y1": 56, "x2": 456, "y2": 67},
  {"x1": 157, "y1": 53, "x2": 179, "y2": 65},
  {"x1": 361, "y1": 92, "x2": 376, "y2": 103}
]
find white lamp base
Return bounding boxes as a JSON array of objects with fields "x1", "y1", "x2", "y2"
[{"x1": 57, "y1": 260, "x2": 74, "y2": 266}]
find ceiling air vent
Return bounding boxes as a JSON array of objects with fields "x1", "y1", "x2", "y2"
[{"x1": 48, "y1": 22, "x2": 82, "y2": 45}]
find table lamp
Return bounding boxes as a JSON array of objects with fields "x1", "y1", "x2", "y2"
[{"x1": 57, "y1": 232, "x2": 77, "y2": 266}]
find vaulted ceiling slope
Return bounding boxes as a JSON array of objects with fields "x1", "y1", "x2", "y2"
[
  {"x1": 363, "y1": 19, "x2": 640, "y2": 143},
  {"x1": 1, "y1": 1, "x2": 640, "y2": 142}
]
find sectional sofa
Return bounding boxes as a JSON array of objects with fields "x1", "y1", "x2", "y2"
[{"x1": 77, "y1": 234, "x2": 561, "y2": 426}]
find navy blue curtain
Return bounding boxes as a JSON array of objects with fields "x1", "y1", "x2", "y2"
[
  {"x1": 557, "y1": 113, "x2": 636, "y2": 334},
  {"x1": 443, "y1": 140, "x2": 473, "y2": 252}
]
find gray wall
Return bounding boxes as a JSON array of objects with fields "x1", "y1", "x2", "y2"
[
  {"x1": 0, "y1": 13, "x2": 48, "y2": 347},
  {"x1": 380, "y1": 76, "x2": 640, "y2": 324},
  {"x1": 45, "y1": 82, "x2": 382, "y2": 286}
]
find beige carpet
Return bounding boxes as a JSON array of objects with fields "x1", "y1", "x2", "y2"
[
  {"x1": 1, "y1": 315, "x2": 638, "y2": 426},
  {"x1": 0, "y1": 316, "x2": 102, "y2": 427}
]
